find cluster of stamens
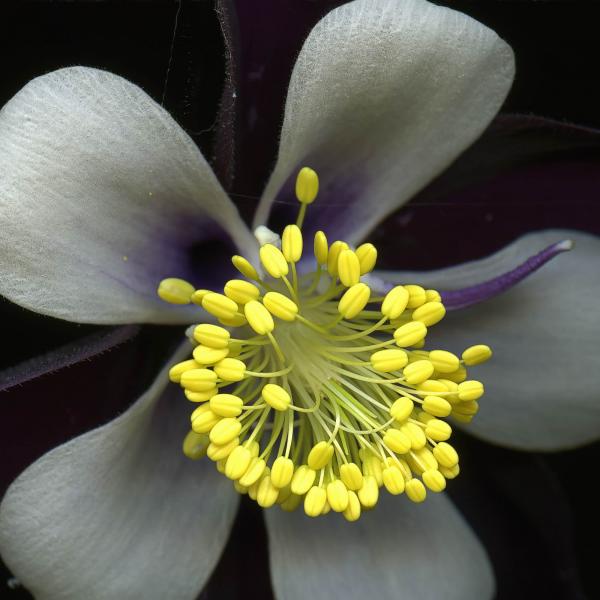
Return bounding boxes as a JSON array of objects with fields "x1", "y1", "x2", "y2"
[{"x1": 158, "y1": 167, "x2": 491, "y2": 521}]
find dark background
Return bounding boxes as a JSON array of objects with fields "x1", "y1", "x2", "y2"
[{"x1": 0, "y1": 1, "x2": 599, "y2": 599}]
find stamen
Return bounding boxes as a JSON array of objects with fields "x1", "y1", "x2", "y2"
[{"x1": 158, "y1": 167, "x2": 493, "y2": 521}]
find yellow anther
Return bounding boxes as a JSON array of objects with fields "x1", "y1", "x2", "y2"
[
  {"x1": 361, "y1": 454, "x2": 383, "y2": 486},
  {"x1": 262, "y1": 384, "x2": 291, "y2": 411},
  {"x1": 193, "y1": 324, "x2": 231, "y2": 349},
  {"x1": 405, "y1": 479, "x2": 427, "y2": 503},
  {"x1": 433, "y1": 442, "x2": 459, "y2": 468},
  {"x1": 193, "y1": 345, "x2": 229, "y2": 365},
  {"x1": 209, "y1": 417, "x2": 242, "y2": 445},
  {"x1": 304, "y1": 486, "x2": 327, "y2": 517},
  {"x1": 263, "y1": 292, "x2": 298, "y2": 321},
  {"x1": 271, "y1": 457, "x2": 294, "y2": 488},
  {"x1": 191, "y1": 404, "x2": 211, "y2": 422},
  {"x1": 390, "y1": 397, "x2": 414, "y2": 422},
  {"x1": 210, "y1": 394, "x2": 243, "y2": 418},
  {"x1": 355, "y1": 243, "x2": 377, "y2": 274},
  {"x1": 218, "y1": 313, "x2": 247, "y2": 328},
  {"x1": 412, "y1": 301, "x2": 446, "y2": 326},
  {"x1": 382, "y1": 466, "x2": 405, "y2": 495},
  {"x1": 403, "y1": 359, "x2": 435, "y2": 384},
  {"x1": 453, "y1": 401, "x2": 479, "y2": 418},
  {"x1": 247, "y1": 479, "x2": 260, "y2": 501},
  {"x1": 244, "y1": 300, "x2": 275, "y2": 335},
  {"x1": 394, "y1": 321, "x2": 427, "y2": 347},
  {"x1": 225, "y1": 445, "x2": 252, "y2": 480},
  {"x1": 231, "y1": 255, "x2": 259, "y2": 280},
  {"x1": 191, "y1": 408, "x2": 220, "y2": 434},
  {"x1": 290, "y1": 465, "x2": 316, "y2": 495},
  {"x1": 307, "y1": 441, "x2": 334, "y2": 470},
  {"x1": 439, "y1": 464, "x2": 460, "y2": 480},
  {"x1": 370, "y1": 349, "x2": 408, "y2": 373},
  {"x1": 227, "y1": 341, "x2": 243, "y2": 358},
  {"x1": 185, "y1": 388, "x2": 217, "y2": 403},
  {"x1": 443, "y1": 365, "x2": 468, "y2": 383},
  {"x1": 280, "y1": 493, "x2": 303, "y2": 512},
  {"x1": 383, "y1": 429, "x2": 411, "y2": 454},
  {"x1": 257, "y1": 475, "x2": 280, "y2": 508},
  {"x1": 337, "y1": 249, "x2": 361, "y2": 287},
  {"x1": 339, "y1": 463, "x2": 363, "y2": 491},
  {"x1": 295, "y1": 166, "x2": 319, "y2": 204},
  {"x1": 239, "y1": 457, "x2": 266, "y2": 487},
  {"x1": 417, "y1": 379, "x2": 448, "y2": 396},
  {"x1": 214, "y1": 358, "x2": 246, "y2": 382},
  {"x1": 425, "y1": 289, "x2": 441, "y2": 302},
  {"x1": 338, "y1": 283, "x2": 371, "y2": 319},
  {"x1": 417, "y1": 411, "x2": 434, "y2": 424},
  {"x1": 457, "y1": 380, "x2": 484, "y2": 401},
  {"x1": 401, "y1": 422, "x2": 426, "y2": 449},
  {"x1": 462, "y1": 344, "x2": 492, "y2": 366},
  {"x1": 357, "y1": 475, "x2": 379, "y2": 508},
  {"x1": 207, "y1": 437, "x2": 239, "y2": 461},
  {"x1": 381, "y1": 286, "x2": 410, "y2": 320},
  {"x1": 180, "y1": 368, "x2": 218, "y2": 392},
  {"x1": 259, "y1": 244, "x2": 288, "y2": 278},
  {"x1": 395, "y1": 458, "x2": 413, "y2": 481},
  {"x1": 182, "y1": 431, "x2": 210, "y2": 460},
  {"x1": 202, "y1": 292, "x2": 239, "y2": 321},
  {"x1": 169, "y1": 359, "x2": 200, "y2": 383},
  {"x1": 327, "y1": 480, "x2": 349, "y2": 512},
  {"x1": 423, "y1": 396, "x2": 452, "y2": 418},
  {"x1": 157, "y1": 277, "x2": 195, "y2": 304},
  {"x1": 422, "y1": 469, "x2": 446, "y2": 492},
  {"x1": 224, "y1": 279, "x2": 260, "y2": 305},
  {"x1": 191, "y1": 289, "x2": 210, "y2": 306},
  {"x1": 343, "y1": 490, "x2": 361, "y2": 522},
  {"x1": 425, "y1": 419, "x2": 452, "y2": 441},
  {"x1": 411, "y1": 447, "x2": 439, "y2": 473},
  {"x1": 405, "y1": 285, "x2": 427, "y2": 309},
  {"x1": 429, "y1": 350, "x2": 460, "y2": 373},
  {"x1": 282, "y1": 224, "x2": 303, "y2": 262},
  {"x1": 327, "y1": 241, "x2": 349, "y2": 277},
  {"x1": 436, "y1": 379, "x2": 459, "y2": 403},
  {"x1": 276, "y1": 484, "x2": 292, "y2": 505},
  {"x1": 313, "y1": 231, "x2": 328, "y2": 264}
]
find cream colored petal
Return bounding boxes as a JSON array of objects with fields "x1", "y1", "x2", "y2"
[
  {"x1": 0, "y1": 344, "x2": 239, "y2": 599},
  {"x1": 254, "y1": 0, "x2": 514, "y2": 245},
  {"x1": 374, "y1": 230, "x2": 600, "y2": 450},
  {"x1": 0, "y1": 67, "x2": 256, "y2": 324},
  {"x1": 265, "y1": 492, "x2": 494, "y2": 600}
]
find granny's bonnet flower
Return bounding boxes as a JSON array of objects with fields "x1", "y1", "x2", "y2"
[{"x1": 0, "y1": 0, "x2": 598, "y2": 598}]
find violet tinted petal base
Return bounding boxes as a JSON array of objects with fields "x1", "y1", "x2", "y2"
[{"x1": 440, "y1": 240, "x2": 573, "y2": 310}]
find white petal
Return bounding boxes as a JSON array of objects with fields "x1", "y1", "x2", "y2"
[
  {"x1": 265, "y1": 492, "x2": 494, "y2": 600},
  {"x1": 253, "y1": 0, "x2": 514, "y2": 244},
  {"x1": 0, "y1": 343, "x2": 239, "y2": 599},
  {"x1": 375, "y1": 229, "x2": 600, "y2": 450},
  {"x1": 0, "y1": 67, "x2": 256, "y2": 324}
]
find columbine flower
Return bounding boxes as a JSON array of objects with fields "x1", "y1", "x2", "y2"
[{"x1": 0, "y1": 0, "x2": 598, "y2": 598}]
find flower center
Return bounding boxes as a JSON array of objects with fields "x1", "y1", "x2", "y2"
[{"x1": 158, "y1": 167, "x2": 491, "y2": 521}]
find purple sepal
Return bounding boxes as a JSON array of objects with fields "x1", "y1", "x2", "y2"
[
  {"x1": 0, "y1": 326, "x2": 182, "y2": 496},
  {"x1": 440, "y1": 240, "x2": 573, "y2": 310},
  {"x1": 0, "y1": 325, "x2": 139, "y2": 392},
  {"x1": 213, "y1": 0, "x2": 345, "y2": 202}
]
